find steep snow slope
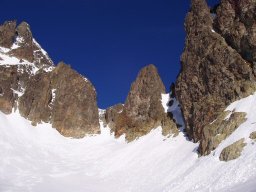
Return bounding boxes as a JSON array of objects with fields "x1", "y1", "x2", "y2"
[{"x1": 0, "y1": 94, "x2": 256, "y2": 191}]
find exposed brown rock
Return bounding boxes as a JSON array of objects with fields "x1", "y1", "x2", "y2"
[
  {"x1": 162, "y1": 114, "x2": 179, "y2": 137},
  {"x1": 50, "y1": 63, "x2": 100, "y2": 137},
  {"x1": 0, "y1": 21, "x2": 53, "y2": 67},
  {"x1": 18, "y1": 71, "x2": 52, "y2": 124},
  {"x1": 199, "y1": 111, "x2": 246, "y2": 156},
  {"x1": 175, "y1": 0, "x2": 256, "y2": 150},
  {"x1": 0, "y1": 20, "x2": 16, "y2": 48},
  {"x1": 10, "y1": 22, "x2": 53, "y2": 67},
  {"x1": 0, "y1": 21, "x2": 100, "y2": 138},
  {"x1": 104, "y1": 103, "x2": 124, "y2": 132},
  {"x1": 0, "y1": 65, "x2": 31, "y2": 114},
  {"x1": 219, "y1": 138, "x2": 246, "y2": 161},
  {"x1": 12, "y1": 22, "x2": 33, "y2": 62},
  {"x1": 18, "y1": 62, "x2": 100, "y2": 138},
  {"x1": 249, "y1": 131, "x2": 256, "y2": 140},
  {"x1": 214, "y1": 0, "x2": 256, "y2": 66},
  {"x1": 105, "y1": 64, "x2": 178, "y2": 141},
  {"x1": 0, "y1": 67, "x2": 16, "y2": 113}
]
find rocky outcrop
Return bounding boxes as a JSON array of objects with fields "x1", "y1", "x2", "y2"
[
  {"x1": 0, "y1": 66, "x2": 19, "y2": 114},
  {"x1": 0, "y1": 21, "x2": 16, "y2": 48},
  {"x1": 214, "y1": 0, "x2": 256, "y2": 66},
  {"x1": 0, "y1": 64, "x2": 33, "y2": 114},
  {"x1": 104, "y1": 64, "x2": 178, "y2": 141},
  {"x1": 0, "y1": 21, "x2": 53, "y2": 67},
  {"x1": 249, "y1": 131, "x2": 256, "y2": 140},
  {"x1": 0, "y1": 21, "x2": 100, "y2": 138},
  {"x1": 18, "y1": 62, "x2": 100, "y2": 137},
  {"x1": 219, "y1": 138, "x2": 246, "y2": 161},
  {"x1": 0, "y1": 62, "x2": 100, "y2": 138},
  {"x1": 199, "y1": 111, "x2": 246, "y2": 156},
  {"x1": 175, "y1": 0, "x2": 256, "y2": 154},
  {"x1": 50, "y1": 63, "x2": 100, "y2": 137},
  {"x1": 104, "y1": 103, "x2": 124, "y2": 132}
]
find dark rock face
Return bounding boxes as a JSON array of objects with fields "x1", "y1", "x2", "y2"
[
  {"x1": 0, "y1": 21, "x2": 16, "y2": 48},
  {"x1": 104, "y1": 103, "x2": 124, "y2": 132},
  {"x1": 50, "y1": 63, "x2": 100, "y2": 137},
  {"x1": 19, "y1": 62, "x2": 100, "y2": 137},
  {"x1": 175, "y1": 0, "x2": 256, "y2": 152},
  {"x1": 0, "y1": 65, "x2": 32, "y2": 114},
  {"x1": 0, "y1": 21, "x2": 100, "y2": 138},
  {"x1": 214, "y1": 0, "x2": 256, "y2": 66},
  {"x1": 0, "y1": 66, "x2": 18, "y2": 114},
  {"x1": 0, "y1": 21, "x2": 53, "y2": 67},
  {"x1": 105, "y1": 64, "x2": 178, "y2": 141}
]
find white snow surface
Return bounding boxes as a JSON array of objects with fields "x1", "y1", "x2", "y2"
[
  {"x1": 162, "y1": 93, "x2": 185, "y2": 130},
  {"x1": 1, "y1": 94, "x2": 256, "y2": 191}
]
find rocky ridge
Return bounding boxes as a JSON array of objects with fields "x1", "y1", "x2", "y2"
[
  {"x1": 0, "y1": 21, "x2": 100, "y2": 138},
  {"x1": 103, "y1": 64, "x2": 179, "y2": 141},
  {"x1": 1, "y1": 0, "x2": 255, "y2": 162},
  {"x1": 175, "y1": 0, "x2": 256, "y2": 156},
  {"x1": 0, "y1": 21, "x2": 176, "y2": 140}
]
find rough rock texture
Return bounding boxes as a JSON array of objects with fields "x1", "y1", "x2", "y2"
[
  {"x1": 0, "y1": 20, "x2": 16, "y2": 48},
  {"x1": 50, "y1": 63, "x2": 100, "y2": 137},
  {"x1": 175, "y1": 0, "x2": 256, "y2": 153},
  {"x1": 16, "y1": 63, "x2": 100, "y2": 138},
  {"x1": 0, "y1": 66, "x2": 19, "y2": 114},
  {"x1": 104, "y1": 64, "x2": 178, "y2": 141},
  {"x1": 249, "y1": 131, "x2": 256, "y2": 140},
  {"x1": 104, "y1": 103, "x2": 124, "y2": 132},
  {"x1": 0, "y1": 21, "x2": 53, "y2": 67},
  {"x1": 219, "y1": 138, "x2": 247, "y2": 161},
  {"x1": 199, "y1": 111, "x2": 246, "y2": 156},
  {"x1": 0, "y1": 65, "x2": 32, "y2": 114},
  {"x1": 0, "y1": 21, "x2": 100, "y2": 138},
  {"x1": 214, "y1": 0, "x2": 256, "y2": 67}
]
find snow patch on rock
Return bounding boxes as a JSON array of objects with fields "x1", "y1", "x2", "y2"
[{"x1": 161, "y1": 93, "x2": 185, "y2": 130}]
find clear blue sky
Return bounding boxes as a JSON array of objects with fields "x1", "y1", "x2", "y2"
[{"x1": 1, "y1": 0, "x2": 218, "y2": 109}]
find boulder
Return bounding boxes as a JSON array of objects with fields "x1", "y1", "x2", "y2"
[
  {"x1": 219, "y1": 138, "x2": 246, "y2": 161},
  {"x1": 199, "y1": 111, "x2": 246, "y2": 156}
]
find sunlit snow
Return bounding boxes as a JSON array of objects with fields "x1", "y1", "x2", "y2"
[{"x1": 1, "y1": 93, "x2": 256, "y2": 191}]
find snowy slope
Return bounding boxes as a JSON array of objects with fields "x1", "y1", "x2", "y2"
[{"x1": 1, "y1": 94, "x2": 256, "y2": 191}]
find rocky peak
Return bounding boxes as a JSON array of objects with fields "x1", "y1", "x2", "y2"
[
  {"x1": 214, "y1": 0, "x2": 256, "y2": 67},
  {"x1": 124, "y1": 64, "x2": 166, "y2": 117},
  {"x1": 0, "y1": 20, "x2": 53, "y2": 68},
  {"x1": 16, "y1": 22, "x2": 33, "y2": 44},
  {"x1": 0, "y1": 20, "x2": 100, "y2": 138},
  {"x1": 104, "y1": 64, "x2": 178, "y2": 141},
  {"x1": 175, "y1": 0, "x2": 256, "y2": 154},
  {"x1": 0, "y1": 20, "x2": 16, "y2": 48}
]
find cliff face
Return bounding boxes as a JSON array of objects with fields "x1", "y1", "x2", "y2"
[
  {"x1": 175, "y1": 0, "x2": 256, "y2": 155},
  {"x1": 104, "y1": 64, "x2": 179, "y2": 141},
  {"x1": 0, "y1": 21, "x2": 100, "y2": 138},
  {"x1": 215, "y1": 0, "x2": 256, "y2": 67},
  {"x1": 0, "y1": 20, "x2": 176, "y2": 140}
]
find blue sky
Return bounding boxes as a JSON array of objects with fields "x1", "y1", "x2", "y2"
[{"x1": 1, "y1": 0, "x2": 218, "y2": 108}]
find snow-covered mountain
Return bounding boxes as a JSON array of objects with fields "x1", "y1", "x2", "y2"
[{"x1": 1, "y1": 0, "x2": 256, "y2": 191}]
